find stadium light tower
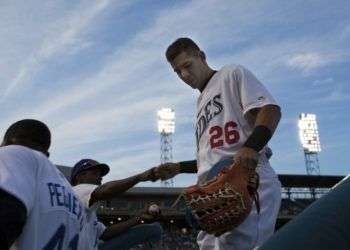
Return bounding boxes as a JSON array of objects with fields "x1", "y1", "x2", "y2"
[
  {"x1": 157, "y1": 108, "x2": 175, "y2": 187},
  {"x1": 298, "y1": 113, "x2": 321, "y2": 175}
]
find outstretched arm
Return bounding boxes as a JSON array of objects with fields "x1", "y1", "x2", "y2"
[
  {"x1": 153, "y1": 160, "x2": 197, "y2": 181},
  {"x1": 100, "y1": 217, "x2": 140, "y2": 241},
  {"x1": 90, "y1": 168, "x2": 157, "y2": 205},
  {"x1": 99, "y1": 211, "x2": 159, "y2": 241}
]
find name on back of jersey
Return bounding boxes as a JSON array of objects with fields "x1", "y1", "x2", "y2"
[{"x1": 45, "y1": 182, "x2": 84, "y2": 221}]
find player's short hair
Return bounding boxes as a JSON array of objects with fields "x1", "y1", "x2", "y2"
[
  {"x1": 2, "y1": 119, "x2": 51, "y2": 155},
  {"x1": 166, "y1": 37, "x2": 202, "y2": 62}
]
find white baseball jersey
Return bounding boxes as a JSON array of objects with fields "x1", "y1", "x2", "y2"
[
  {"x1": 72, "y1": 184, "x2": 106, "y2": 249},
  {"x1": 195, "y1": 64, "x2": 277, "y2": 178},
  {"x1": 0, "y1": 145, "x2": 87, "y2": 250},
  {"x1": 194, "y1": 65, "x2": 282, "y2": 250}
]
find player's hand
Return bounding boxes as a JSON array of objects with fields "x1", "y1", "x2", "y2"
[
  {"x1": 153, "y1": 162, "x2": 181, "y2": 181},
  {"x1": 139, "y1": 211, "x2": 161, "y2": 224},
  {"x1": 234, "y1": 147, "x2": 260, "y2": 171},
  {"x1": 138, "y1": 167, "x2": 159, "y2": 182}
]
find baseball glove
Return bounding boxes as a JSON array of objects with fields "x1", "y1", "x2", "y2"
[{"x1": 184, "y1": 163, "x2": 259, "y2": 236}]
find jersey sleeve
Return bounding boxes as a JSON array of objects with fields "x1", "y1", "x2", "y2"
[
  {"x1": 96, "y1": 221, "x2": 106, "y2": 238},
  {"x1": 233, "y1": 65, "x2": 278, "y2": 115},
  {"x1": 0, "y1": 146, "x2": 38, "y2": 212}
]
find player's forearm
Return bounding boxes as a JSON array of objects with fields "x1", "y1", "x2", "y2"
[
  {"x1": 178, "y1": 160, "x2": 198, "y2": 173},
  {"x1": 254, "y1": 104, "x2": 281, "y2": 134},
  {"x1": 99, "y1": 217, "x2": 140, "y2": 241},
  {"x1": 91, "y1": 174, "x2": 141, "y2": 203},
  {"x1": 244, "y1": 105, "x2": 281, "y2": 153}
]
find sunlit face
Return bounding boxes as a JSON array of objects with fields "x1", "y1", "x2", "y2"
[
  {"x1": 170, "y1": 51, "x2": 210, "y2": 90},
  {"x1": 76, "y1": 167, "x2": 103, "y2": 185}
]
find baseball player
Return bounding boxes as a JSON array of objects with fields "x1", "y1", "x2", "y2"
[
  {"x1": 154, "y1": 38, "x2": 282, "y2": 249},
  {"x1": 71, "y1": 159, "x2": 162, "y2": 249},
  {"x1": 0, "y1": 119, "x2": 88, "y2": 249}
]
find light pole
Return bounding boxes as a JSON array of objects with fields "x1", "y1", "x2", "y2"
[
  {"x1": 157, "y1": 108, "x2": 175, "y2": 187},
  {"x1": 298, "y1": 113, "x2": 321, "y2": 199},
  {"x1": 298, "y1": 113, "x2": 321, "y2": 175}
]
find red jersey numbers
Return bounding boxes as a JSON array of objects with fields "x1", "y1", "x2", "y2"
[
  {"x1": 224, "y1": 121, "x2": 240, "y2": 144},
  {"x1": 209, "y1": 121, "x2": 240, "y2": 149}
]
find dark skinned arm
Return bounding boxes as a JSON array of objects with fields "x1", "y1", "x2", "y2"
[
  {"x1": 235, "y1": 104, "x2": 281, "y2": 169},
  {"x1": 90, "y1": 168, "x2": 156, "y2": 205},
  {"x1": 99, "y1": 217, "x2": 140, "y2": 241},
  {"x1": 99, "y1": 212, "x2": 158, "y2": 241},
  {"x1": 153, "y1": 160, "x2": 197, "y2": 181},
  {"x1": 245, "y1": 104, "x2": 281, "y2": 133}
]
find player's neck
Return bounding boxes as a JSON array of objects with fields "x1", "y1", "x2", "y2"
[{"x1": 199, "y1": 69, "x2": 217, "y2": 92}]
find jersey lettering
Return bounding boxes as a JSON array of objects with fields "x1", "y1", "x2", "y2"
[
  {"x1": 43, "y1": 224, "x2": 65, "y2": 250},
  {"x1": 212, "y1": 94, "x2": 223, "y2": 115},
  {"x1": 196, "y1": 94, "x2": 223, "y2": 150},
  {"x1": 209, "y1": 126, "x2": 224, "y2": 148},
  {"x1": 43, "y1": 224, "x2": 79, "y2": 250},
  {"x1": 47, "y1": 182, "x2": 83, "y2": 221},
  {"x1": 224, "y1": 121, "x2": 240, "y2": 144}
]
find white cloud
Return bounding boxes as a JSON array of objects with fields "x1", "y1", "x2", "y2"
[
  {"x1": 286, "y1": 53, "x2": 327, "y2": 73},
  {"x1": 37, "y1": 0, "x2": 111, "y2": 59},
  {"x1": 286, "y1": 51, "x2": 350, "y2": 75},
  {"x1": 314, "y1": 89, "x2": 350, "y2": 103},
  {"x1": 50, "y1": 93, "x2": 191, "y2": 151},
  {"x1": 313, "y1": 77, "x2": 334, "y2": 86},
  {"x1": 1, "y1": 0, "x2": 126, "y2": 99}
]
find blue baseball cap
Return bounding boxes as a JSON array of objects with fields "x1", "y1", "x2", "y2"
[{"x1": 71, "y1": 159, "x2": 110, "y2": 184}]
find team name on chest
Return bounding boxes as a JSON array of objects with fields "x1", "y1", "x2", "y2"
[{"x1": 196, "y1": 93, "x2": 223, "y2": 149}]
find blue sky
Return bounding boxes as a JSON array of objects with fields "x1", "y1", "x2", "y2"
[{"x1": 1, "y1": 0, "x2": 349, "y2": 186}]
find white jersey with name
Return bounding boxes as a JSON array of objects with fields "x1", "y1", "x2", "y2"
[
  {"x1": 73, "y1": 184, "x2": 106, "y2": 249},
  {"x1": 195, "y1": 65, "x2": 282, "y2": 250},
  {"x1": 0, "y1": 145, "x2": 88, "y2": 250},
  {"x1": 195, "y1": 64, "x2": 277, "y2": 178}
]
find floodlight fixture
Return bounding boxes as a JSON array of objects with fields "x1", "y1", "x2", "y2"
[{"x1": 298, "y1": 113, "x2": 321, "y2": 153}]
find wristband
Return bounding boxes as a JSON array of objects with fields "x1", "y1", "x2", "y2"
[
  {"x1": 244, "y1": 125, "x2": 272, "y2": 152},
  {"x1": 179, "y1": 160, "x2": 197, "y2": 173}
]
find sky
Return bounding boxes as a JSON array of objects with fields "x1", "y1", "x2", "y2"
[{"x1": 1, "y1": 0, "x2": 349, "y2": 187}]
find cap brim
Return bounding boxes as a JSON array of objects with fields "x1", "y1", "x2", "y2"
[{"x1": 94, "y1": 163, "x2": 110, "y2": 177}]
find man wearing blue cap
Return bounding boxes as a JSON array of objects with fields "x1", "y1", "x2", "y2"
[{"x1": 71, "y1": 159, "x2": 163, "y2": 250}]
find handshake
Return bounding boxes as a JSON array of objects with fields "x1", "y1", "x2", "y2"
[{"x1": 137, "y1": 162, "x2": 181, "y2": 182}]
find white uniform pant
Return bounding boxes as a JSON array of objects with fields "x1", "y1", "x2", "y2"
[{"x1": 197, "y1": 163, "x2": 281, "y2": 250}]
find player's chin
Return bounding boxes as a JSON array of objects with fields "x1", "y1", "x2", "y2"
[
  {"x1": 183, "y1": 79, "x2": 196, "y2": 88},
  {"x1": 188, "y1": 84, "x2": 198, "y2": 90}
]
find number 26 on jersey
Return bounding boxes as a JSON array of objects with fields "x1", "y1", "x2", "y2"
[{"x1": 209, "y1": 121, "x2": 240, "y2": 149}]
